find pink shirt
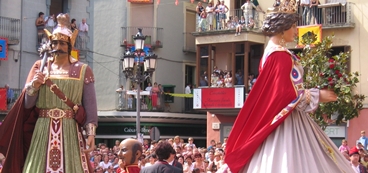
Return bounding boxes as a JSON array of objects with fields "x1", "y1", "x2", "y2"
[{"x1": 339, "y1": 145, "x2": 350, "y2": 153}]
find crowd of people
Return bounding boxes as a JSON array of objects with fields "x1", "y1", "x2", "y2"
[
  {"x1": 199, "y1": 66, "x2": 257, "y2": 93},
  {"x1": 196, "y1": 0, "x2": 264, "y2": 33},
  {"x1": 338, "y1": 131, "x2": 368, "y2": 172},
  {"x1": 88, "y1": 136, "x2": 228, "y2": 173},
  {"x1": 116, "y1": 82, "x2": 166, "y2": 111},
  {"x1": 35, "y1": 12, "x2": 88, "y2": 49}
]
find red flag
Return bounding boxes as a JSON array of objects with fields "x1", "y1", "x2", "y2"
[{"x1": 0, "y1": 88, "x2": 6, "y2": 110}]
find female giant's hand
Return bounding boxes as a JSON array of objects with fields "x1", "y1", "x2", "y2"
[{"x1": 319, "y1": 90, "x2": 338, "y2": 103}]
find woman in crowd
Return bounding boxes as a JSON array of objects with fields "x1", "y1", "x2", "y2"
[
  {"x1": 216, "y1": 74, "x2": 225, "y2": 87},
  {"x1": 71, "y1": 18, "x2": 77, "y2": 32},
  {"x1": 184, "y1": 155, "x2": 194, "y2": 173},
  {"x1": 145, "y1": 82, "x2": 152, "y2": 110},
  {"x1": 192, "y1": 153, "x2": 206, "y2": 173},
  {"x1": 173, "y1": 136, "x2": 183, "y2": 149},
  {"x1": 196, "y1": 2, "x2": 205, "y2": 29},
  {"x1": 206, "y1": 1, "x2": 214, "y2": 31},
  {"x1": 224, "y1": 72, "x2": 232, "y2": 87},
  {"x1": 216, "y1": 0, "x2": 229, "y2": 30},
  {"x1": 225, "y1": 0, "x2": 354, "y2": 172},
  {"x1": 99, "y1": 154, "x2": 112, "y2": 171},
  {"x1": 151, "y1": 82, "x2": 160, "y2": 109},
  {"x1": 339, "y1": 139, "x2": 350, "y2": 153},
  {"x1": 214, "y1": 0, "x2": 221, "y2": 30},
  {"x1": 178, "y1": 155, "x2": 185, "y2": 165}
]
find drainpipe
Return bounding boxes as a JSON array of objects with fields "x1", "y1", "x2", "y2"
[{"x1": 18, "y1": 0, "x2": 25, "y2": 88}]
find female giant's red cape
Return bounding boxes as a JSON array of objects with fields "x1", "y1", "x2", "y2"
[{"x1": 225, "y1": 50, "x2": 299, "y2": 173}]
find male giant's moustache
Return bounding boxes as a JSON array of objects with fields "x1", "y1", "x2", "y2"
[{"x1": 50, "y1": 50, "x2": 67, "y2": 54}]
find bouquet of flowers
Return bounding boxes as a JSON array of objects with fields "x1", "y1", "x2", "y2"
[{"x1": 298, "y1": 33, "x2": 365, "y2": 129}]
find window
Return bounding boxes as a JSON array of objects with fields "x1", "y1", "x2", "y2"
[{"x1": 162, "y1": 85, "x2": 175, "y2": 103}]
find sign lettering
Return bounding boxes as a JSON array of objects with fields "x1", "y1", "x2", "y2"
[{"x1": 201, "y1": 88, "x2": 235, "y2": 109}]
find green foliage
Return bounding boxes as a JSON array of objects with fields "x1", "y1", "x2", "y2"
[{"x1": 298, "y1": 33, "x2": 366, "y2": 129}]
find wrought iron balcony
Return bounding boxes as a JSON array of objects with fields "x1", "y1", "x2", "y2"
[
  {"x1": 0, "y1": 16, "x2": 21, "y2": 45},
  {"x1": 297, "y1": 2, "x2": 354, "y2": 29},
  {"x1": 193, "y1": 9, "x2": 264, "y2": 36},
  {"x1": 121, "y1": 27, "x2": 163, "y2": 49}
]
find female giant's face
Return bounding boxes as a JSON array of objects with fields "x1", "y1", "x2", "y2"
[{"x1": 283, "y1": 23, "x2": 297, "y2": 43}]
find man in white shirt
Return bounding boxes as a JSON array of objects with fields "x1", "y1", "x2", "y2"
[
  {"x1": 77, "y1": 18, "x2": 89, "y2": 49},
  {"x1": 44, "y1": 14, "x2": 55, "y2": 32},
  {"x1": 185, "y1": 84, "x2": 191, "y2": 94},
  {"x1": 185, "y1": 84, "x2": 192, "y2": 111}
]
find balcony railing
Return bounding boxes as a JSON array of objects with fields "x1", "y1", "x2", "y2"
[
  {"x1": 297, "y1": 2, "x2": 354, "y2": 29},
  {"x1": 121, "y1": 27, "x2": 163, "y2": 49},
  {"x1": 193, "y1": 9, "x2": 264, "y2": 35},
  {"x1": 0, "y1": 16, "x2": 21, "y2": 45},
  {"x1": 116, "y1": 90, "x2": 165, "y2": 112},
  {"x1": 183, "y1": 32, "x2": 196, "y2": 53}
]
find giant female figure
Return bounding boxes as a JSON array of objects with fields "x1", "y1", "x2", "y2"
[{"x1": 225, "y1": 1, "x2": 354, "y2": 172}]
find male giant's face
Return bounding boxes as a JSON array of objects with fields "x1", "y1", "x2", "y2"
[{"x1": 118, "y1": 139, "x2": 142, "y2": 165}]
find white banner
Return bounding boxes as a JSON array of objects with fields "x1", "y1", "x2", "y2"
[
  {"x1": 193, "y1": 89, "x2": 202, "y2": 109},
  {"x1": 234, "y1": 87, "x2": 244, "y2": 108}
]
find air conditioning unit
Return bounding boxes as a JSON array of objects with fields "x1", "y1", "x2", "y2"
[{"x1": 212, "y1": 123, "x2": 220, "y2": 130}]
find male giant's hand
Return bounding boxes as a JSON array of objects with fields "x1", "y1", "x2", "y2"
[{"x1": 84, "y1": 135, "x2": 95, "y2": 153}]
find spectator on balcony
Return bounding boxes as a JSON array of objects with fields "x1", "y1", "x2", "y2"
[
  {"x1": 310, "y1": 0, "x2": 320, "y2": 24},
  {"x1": 206, "y1": 1, "x2": 215, "y2": 31},
  {"x1": 44, "y1": 14, "x2": 56, "y2": 32},
  {"x1": 151, "y1": 82, "x2": 160, "y2": 109},
  {"x1": 216, "y1": 0, "x2": 229, "y2": 30},
  {"x1": 224, "y1": 72, "x2": 233, "y2": 87},
  {"x1": 196, "y1": 2, "x2": 205, "y2": 29},
  {"x1": 248, "y1": 73, "x2": 256, "y2": 93},
  {"x1": 217, "y1": 74, "x2": 225, "y2": 88},
  {"x1": 301, "y1": 0, "x2": 312, "y2": 25},
  {"x1": 5, "y1": 84, "x2": 14, "y2": 104},
  {"x1": 235, "y1": 16, "x2": 246, "y2": 36},
  {"x1": 211, "y1": 72, "x2": 219, "y2": 87},
  {"x1": 200, "y1": 75, "x2": 208, "y2": 87},
  {"x1": 198, "y1": 10, "x2": 207, "y2": 32},
  {"x1": 185, "y1": 84, "x2": 192, "y2": 111},
  {"x1": 232, "y1": 16, "x2": 239, "y2": 30},
  {"x1": 235, "y1": 69, "x2": 244, "y2": 85},
  {"x1": 35, "y1": 12, "x2": 45, "y2": 45},
  {"x1": 145, "y1": 82, "x2": 153, "y2": 110},
  {"x1": 77, "y1": 18, "x2": 89, "y2": 50},
  {"x1": 247, "y1": 17, "x2": 255, "y2": 29},
  {"x1": 214, "y1": 0, "x2": 221, "y2": 30},
  {"x1": 71, "y1": 18, "x2": 77, "y2": 32},
  {"x1": 241, "y1": 0, "x2": 257, "y2": 27}
]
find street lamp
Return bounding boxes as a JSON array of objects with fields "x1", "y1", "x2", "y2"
[{"x1": 121, "y1": 28, "x2": 157, "y2": 139}]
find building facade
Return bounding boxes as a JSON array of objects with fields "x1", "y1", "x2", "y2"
[
  {"x1": 0, "y1": 0, "x2": 207, "y2": 147},
  {"x1": 191, "y1": 0, "x2": 368, "y2": 148}
]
